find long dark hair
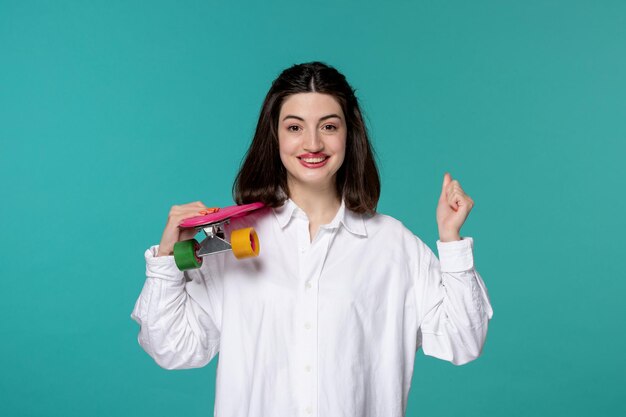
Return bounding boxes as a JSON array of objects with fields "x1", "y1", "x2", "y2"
[{"x1": 233, "y1": 62, "x2": 380, "y2": 214}]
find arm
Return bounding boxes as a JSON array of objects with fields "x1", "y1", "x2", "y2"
[
  {"x1": 413, "y1": 172, "x2": 493, "y2": 364},
  {"x1": 130, "y1": 245, "x2": 222, "y2": 370},
  {"x1": 414, "y1": 237, "x2": 493, "y2": 365}
]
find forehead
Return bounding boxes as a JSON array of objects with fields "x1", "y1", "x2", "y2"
[{"x1": 279, "y1": 93, "x2": 344, "y2": 119}]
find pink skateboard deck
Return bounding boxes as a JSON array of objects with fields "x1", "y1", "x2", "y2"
[{"x1": 179, "y1": 202, "x2": 265, "y2": 229}]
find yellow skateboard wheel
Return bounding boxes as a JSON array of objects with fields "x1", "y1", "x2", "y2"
[{"x1": 231, "y1": 227, "x2": 260, "y2": 259}]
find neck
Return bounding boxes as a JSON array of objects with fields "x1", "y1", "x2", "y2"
[{"x1": 287, "y1": 179, "x2": 341, "y2": 225}]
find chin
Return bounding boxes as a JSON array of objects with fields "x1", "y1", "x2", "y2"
[{"x1": 289, "y1": 173, "x2": 337, "y2": 190}]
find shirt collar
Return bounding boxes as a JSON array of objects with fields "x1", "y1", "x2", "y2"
[
  {"x1": 272, "y1": 199, "x2": 367, "y2": 237},
  {"x1": 273, "y1": 198, "x2": 299, "y2": 228}
]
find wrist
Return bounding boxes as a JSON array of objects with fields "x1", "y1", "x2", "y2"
[
  {"x1": 438, "y1": 231, "x2": 461, "y2": 242},
  {"x1": 156, "y1": 246, "x2": 174, "y2": 257}
]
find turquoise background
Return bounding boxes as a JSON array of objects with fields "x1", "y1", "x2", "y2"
[{"x1": 1, "y1": 0, "x2": 625, "y2": 416}]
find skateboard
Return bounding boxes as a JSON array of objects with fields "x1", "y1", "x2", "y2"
[{"x1": 173, "y1": 202, "x2": 265, "y2": 271}]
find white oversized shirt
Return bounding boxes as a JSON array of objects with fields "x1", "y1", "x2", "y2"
[{"x1": 131, "y1": 199, "x2": 493, "y2": 417}]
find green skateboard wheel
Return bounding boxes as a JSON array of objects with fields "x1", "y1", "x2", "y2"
[{"x1": 173, "y1": 239, "x2": 203, "y2": 271}]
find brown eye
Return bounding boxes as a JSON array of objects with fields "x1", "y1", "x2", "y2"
[
  {"x1": 287, "y1": 125, "x2": 301, "y2": 132},
  {"x1": 322, "y1": 124, "x2": 337, "y2": 131}
]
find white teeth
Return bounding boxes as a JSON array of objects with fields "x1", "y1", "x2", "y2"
[{"x1": 302, "y1": 157, "x2": 326, "y2": 163}]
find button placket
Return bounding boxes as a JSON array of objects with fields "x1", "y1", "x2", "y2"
[
  {"x1": 295, "y1": 218, "x2": 318, "y2": 415},
  {"x1": 300, "y1": 250, "x2": 318, "y2": 416},
  {"x1": 296, "y1": 221, "x2": 336, "y2": 417}
]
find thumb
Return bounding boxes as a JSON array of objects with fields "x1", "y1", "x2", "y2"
[{"x1": 440, "y1": 172, "x2": 452, "y2": 199}]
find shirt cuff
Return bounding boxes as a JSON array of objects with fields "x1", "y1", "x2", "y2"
[
  {"x1": 145, "y1": 245, "x2": 185, "y2": 281},
  {"x1": 436, "y1": 237, "x2": 474, "y2": 272}
]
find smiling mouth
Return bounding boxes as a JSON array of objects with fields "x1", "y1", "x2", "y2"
[
  {"x1": 298, "y1": 156, "x2": 328, "y2": 163},
  {"x1": 297, "y1": 154, "x2": 330, "y2": 168}
]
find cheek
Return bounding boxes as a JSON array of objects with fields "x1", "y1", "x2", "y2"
[
  {"x1": 329, "y1": 138, "x2": 347, "y2": 172},
  {"x1": 278, "y1": 137, "x2": 296, "y2": 158},
  {"x1": 334, "y1": 136, "x2": 347, "y2": 159},
  {"x1": 277, "y1": 137, "x2": 297, "y2": 170}
]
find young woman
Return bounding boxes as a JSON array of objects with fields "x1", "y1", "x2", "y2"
[{"x1": 131, "y1": 62, "x2": 493, "y2": 417}]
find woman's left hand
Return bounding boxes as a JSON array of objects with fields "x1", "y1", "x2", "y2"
[{"x1": 436, "y1": 173, "x2": 474, "y2": 242}]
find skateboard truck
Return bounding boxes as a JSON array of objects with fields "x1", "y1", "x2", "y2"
[{"x1": 197, "y1": 220, "x2": 232, "y2": 256}]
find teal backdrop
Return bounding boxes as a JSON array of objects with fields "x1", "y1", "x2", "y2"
[{"x1": 1, "y1": 0, "x2": 625, "y2": 416}]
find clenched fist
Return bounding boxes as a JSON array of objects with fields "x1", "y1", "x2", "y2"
[{"x1": 436, "y1": 173, "x2": 474, "y2": 242}]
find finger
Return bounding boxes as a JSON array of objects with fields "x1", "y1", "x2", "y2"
[
  {"x1": 450, "y1": 180, "x2": 461, "y2": 190},
  {"x1": 447, "y1": 181, "x2": 470, "y2": 205},
  {"x1": 199, "y1": 207, "x2": 219, "y2": 215},
  {"x1": 169, "y1": 210, "x2": 205, "y2": 226},
  {"x1": 448, "y1": 192, "x2": 473, "y2": 214},
  {"x1": 447, "y1": 192, "x2": 461, "y2": 212},
  {"x1": 179, "y1": 201, "x2": 208, "y2": 210},
  {"x1": 447, "y1": 190, "x2": 466, "y2": 210},
  {"x1": 442, "y1": 173, "x2": 452, "y2": 190},
  {"x1": 450, "y1": 184, "x2": 473, "y2": 209},
  {"x1": 173, "y1": 204, "x2": 210, "y2": 216},
  {"x1": 451, "y1": 184, "x2": 467, "y2": 198},
  {"x1": 440, "y1": 172, "x2": 452, "y2": 200},
  {"x1": 445, "y1": 179, "x2": 463, "y2": 200}
]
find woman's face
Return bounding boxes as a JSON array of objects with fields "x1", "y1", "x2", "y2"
[{"x1": 277, "y1": 92, "x2": 347, "y2": 193}]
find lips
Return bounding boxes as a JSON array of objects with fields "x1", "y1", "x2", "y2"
[{"x1": 297, "y1": 153, "x2": 329, "y2": 168}]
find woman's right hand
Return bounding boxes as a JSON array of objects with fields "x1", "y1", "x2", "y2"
[{"x1": 156, "y1": 201, "x2": 210, "y2": 257}]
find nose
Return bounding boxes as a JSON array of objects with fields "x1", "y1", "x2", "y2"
[{"x1": 303, "y1": 130, "x2": 323, "y2": 152}]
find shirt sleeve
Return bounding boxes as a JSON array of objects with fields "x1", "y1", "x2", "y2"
[
  {"x1": 130, "y1": 245, "x2": 222, "y2": 370},
  {"x1": 413, "y1": 237, "x2": 493, "y2": 365}
]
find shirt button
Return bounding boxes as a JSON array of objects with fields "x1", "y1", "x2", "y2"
[
  {"x1": 305, "y1": 282, "x2": 312, "y2": 289},
  {"x1": 305, "y1": 365, "x2": 311, "y2": 372},
  {"x1": 304, "y1": 322, "x2": 311, "y2": 330},
  {"x1": 305, "y1": 406, "x2": 312, "y2": 414}
]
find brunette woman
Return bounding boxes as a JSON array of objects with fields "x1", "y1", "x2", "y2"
[{"x1": 132, "y1": 62, "x2": 493, "y2": 417}]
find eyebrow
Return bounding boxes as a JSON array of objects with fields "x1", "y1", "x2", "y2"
[{"x1": 282, "y1": 114, "x2": 343, "y2": 122}]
